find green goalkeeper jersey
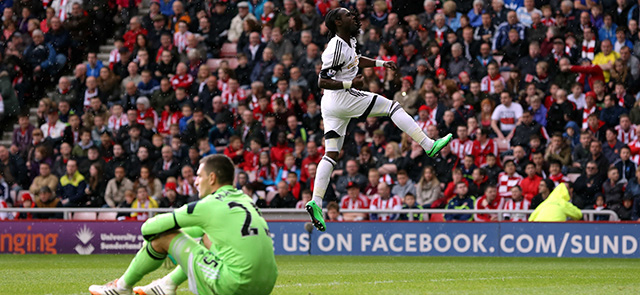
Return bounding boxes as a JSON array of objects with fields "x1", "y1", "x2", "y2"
[{"x1": 141, "y1": 185, "x2": 277, "y2": 293}]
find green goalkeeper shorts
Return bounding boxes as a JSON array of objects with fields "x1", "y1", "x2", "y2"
[{"x1": 169, "y1": 233, "x2": 229, "y2": 295}]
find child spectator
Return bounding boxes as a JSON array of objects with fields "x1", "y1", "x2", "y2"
[
  {"x1": 445, "y1": 182, "x2": 475, "y2": 221},
  {"x1": 326, "y1": 201, "x2": 343, "y2": 221},
  {"x1": 108, "y1": 104, "x2": 129, "y2": 133},
  {"x1": 614, "y1": 146, "x2": 636, "y2": 183},
  {"x1": 547, "y1": 160, "x2": 569, "y2": 186},
  {"x1": 131, "y1": 186, "x2": 159, "y2": 221},
  {"x1": 159, "y1": 182, "x2": 187, "y2": 208},
  {"x1": 117, "y1": 189, "x2": 136, "y2": 221},
  {"x1": 482, "y1": 153, "x2": 502, "y2": 185},
  {"x1": 399, "y1": 193, "x2": 424, "y2": 221},
  {"x1": 17, "y1": 193, "x2": 35, "y2": 219},
  {"x1": 296, "y1": 190, "x2": 312, "y2": 209},
  {"x1": 255, "y1": 151, "x2": 278, "y2": 189},
  {"x1": 460, "y1": 154, "x2": 477, "y2": 181},
  {"x1": 593, "y1": 194, "x2": 609, "y2": 221},
  {"x1": 474, "y1": 186, "x2": 504, "y2": 222},
  {"x1": 497, "y1": 160, "x2": 522, "y2": 198},
  {"x1": 503, "y1": 186, "x2": 530, "y2": 221}
]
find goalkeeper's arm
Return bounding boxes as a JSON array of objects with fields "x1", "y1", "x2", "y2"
[{"x1": 141, "y1": 201, "x2": 208, "y2": 241}]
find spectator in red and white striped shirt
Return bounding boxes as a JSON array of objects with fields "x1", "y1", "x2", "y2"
[
  {"x1": 170, "y1": 63, "x2": 194, "y2": 90},
  {"x1": 503, "y1": 186, "x2": 530, "y2": 221},
  {"x1": 615, "y1": 114, "x2": 635, "y2": 144},
  {"x1": 340, "y1": 182, "x2": 370, "y2": 221},
  {"x1": 370, "y1": 182, "x2": 402, "y2": 221},
  {"x1": 497, "y1": 160, "x2": 523, "y2": 198},
  {"x1": 450, "y1": 125, "x2": 473, "y2": 159},
  {"x1": 474, "y1": 186, "x2": 504, "y2": 222}
]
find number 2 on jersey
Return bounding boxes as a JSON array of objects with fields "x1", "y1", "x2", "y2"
[{"x1": 228, "y1": 202, "x2": 259, "y2": 237}]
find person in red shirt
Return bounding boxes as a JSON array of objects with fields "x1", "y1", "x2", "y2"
[
  {"x1": 474, "y1": 186, "x2": 504, "y2": 222},
  {"x1": 135, "y1": 96, "x2": 158, "y2": 127},
  {"x1": 520, "y1": 162, "x2": 542, "y2": 201},
  {"x1": 300, "y1": 141, "x2": 322, "y2": 183},
  {"x1": 122, "y1": 16, "x2": 147, "y2": 51},
  {"x1": 270, "y1": 131, "x2": 293, "y2": 167},
  {"x1": 223, "y1": 135, "x2": 244, "y2": 165},
  {"x1": 471, "y1": 127, "x2": 498, "y2": 167},
  {"x1": 443, "y1": 168, "x2": 468, "y2": 202},
  {"x1": 252, "y1": 96, "x2": 273, "y2": 124},
  {"x1": 287, "y1": 171, "x2": 302, "y2": 200},
  {"x1": 340, "y1": 181, "x2": 370, "y2": 221},
  {"x1": 239, "y1": 138, "x2": 263, "y2": 172},
  {"x1": 561, "y1": 57, "x2": 609, "y2": 93},
  {"x1": 170, "y1": 62, "x2": 194, "y2": 90}
]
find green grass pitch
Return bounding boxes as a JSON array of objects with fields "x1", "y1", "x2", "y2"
[{"x1": 1, "y1": 255, "x2": 639, "y2": 294}]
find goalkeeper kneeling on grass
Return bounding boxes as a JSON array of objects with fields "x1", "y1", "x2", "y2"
[
  {"x1": 89, "y1": 155, "x2": 278, "y2": 295},
  {"x1": 529, "y1": 182, "x2": 582, "y2": 222}
]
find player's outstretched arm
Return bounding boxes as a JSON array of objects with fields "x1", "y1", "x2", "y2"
[{"x1": 358, "y1": 56, "x2": 398, "y2": 71}]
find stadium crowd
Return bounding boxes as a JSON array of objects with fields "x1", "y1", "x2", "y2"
[{"x1": 1, "y1": 0, "x2": 640, "y2": 222}]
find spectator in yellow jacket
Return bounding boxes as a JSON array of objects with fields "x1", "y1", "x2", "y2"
[
  {"x1": 131, "y1": 186, "x2": 159, "y2": 221},
  {"x1": 529, "y1": 183, "x2": 582, "y2": 222}
]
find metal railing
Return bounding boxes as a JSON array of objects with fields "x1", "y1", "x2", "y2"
[{"x1": 0, "y1": 208, "x2": 619, "y2": 221}]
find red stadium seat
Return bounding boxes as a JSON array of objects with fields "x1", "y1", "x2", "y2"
[
  {"x1": 97, "y1": 212, "x2": 118, "y2": 220},
  {"x1": 72, "y1": 212, "x2": 97, "y2": 220},
  {"x1": 206, "y1": 58, "x2": 239, "y2": 71},
  {"x1": 220, "y1": 43, "x2": 237, "y2": 58}
]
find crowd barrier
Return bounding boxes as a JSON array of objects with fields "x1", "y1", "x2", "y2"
[
  {"x1": 1, "y1": 209, "x2": 636, "y2": 258},
  {"x1": 0, "y1": 208, "x2": 620, "y2": 221}
]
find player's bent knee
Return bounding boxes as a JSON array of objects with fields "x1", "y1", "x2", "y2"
[{"x1": 150, "y1": 229, "x2": 181, "y2": 253}]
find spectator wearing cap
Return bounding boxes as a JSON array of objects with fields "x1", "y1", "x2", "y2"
[
  {"x1": 113, "y1": 46, "x2": 133, "y2": 79},
  {"x1": 228, "y1": 2, "x2": 256, "y2": 43},
  {"x1": 159, "y1": 181, "x2": 187, "y2": 208},
  {"x1": 391, "y1": 76, "x2": 419, "y2": 116},
  {"x1": 340, "y1": 181, "x2": 370, "y2": 220}
]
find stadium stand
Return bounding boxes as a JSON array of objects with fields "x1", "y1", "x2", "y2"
[{"x1": 0, "y1": 0, "x2": 639, "y2": 223}]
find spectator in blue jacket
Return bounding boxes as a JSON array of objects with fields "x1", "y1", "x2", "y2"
[
  {"x1": 57, "y1": 159, "x2": 87, "y2": 207},
  {"x1": 445, "y1": 182, "x2": 476, "y2": 221},
  {"x1": 492, "y1": 11, "x2": 526, "y2": 51},
  {"x1": 23, "y1": 30, "x2": 59, "y2": 76}
]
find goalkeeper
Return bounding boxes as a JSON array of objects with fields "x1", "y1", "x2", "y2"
[{"x1": 89, "y1": 155, "x2": 278, "y2": 295}]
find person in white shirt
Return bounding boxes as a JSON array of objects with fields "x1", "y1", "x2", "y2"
[{"x1": 491, "y1": 91, "x2": 523, "y2": 139}]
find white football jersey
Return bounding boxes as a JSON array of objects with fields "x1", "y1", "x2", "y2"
[{"x1": 320, "y1": 36, "x2": 360, "y2": 87}]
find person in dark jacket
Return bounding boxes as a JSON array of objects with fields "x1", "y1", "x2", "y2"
[
  {"x1": 33, "y1": 186, "x2": 63, "y2": 219},
  {"x1": 445, "y1": 182, "x2": 476, "y2": 221},
  {"x1": 572, "y1": 161, "x2": 604, "y2": 209},
  {"x1": 270, "y1": 180, "x2": 297, "y2": 208},
  {"x1": 23, "y1": 30, "x2": 60, "y2": 76}
]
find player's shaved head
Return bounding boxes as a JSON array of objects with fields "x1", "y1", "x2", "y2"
[{"x1": 200, "y1": 154, "x2": 235, "y2": 185}]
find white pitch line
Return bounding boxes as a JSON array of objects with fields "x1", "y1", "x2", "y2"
[{"x1": 275, "y1": 275, "x2": 555, "y2": 288}]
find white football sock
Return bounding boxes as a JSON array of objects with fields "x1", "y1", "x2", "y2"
[
  {"x1": 312, "y1": 156, "x2": 337, "y2": 206},
  {"x1": 390, "y1": 106, "x2": 435, "y2": 151}
]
